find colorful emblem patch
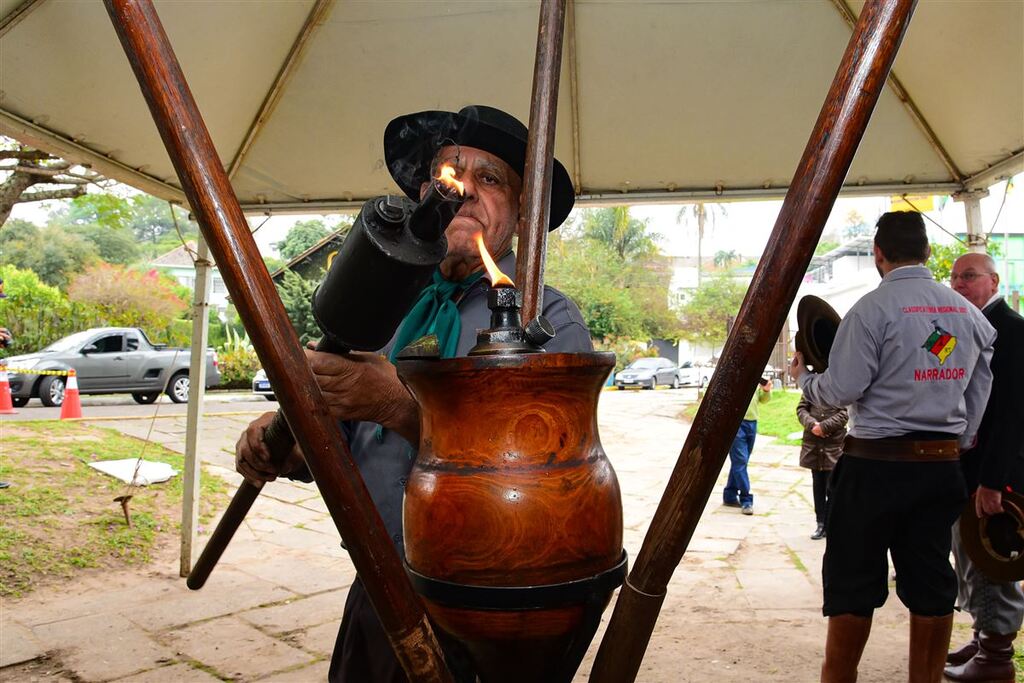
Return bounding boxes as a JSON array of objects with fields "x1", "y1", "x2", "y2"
[{"x1": 922, "y1": 322, "x2": 957, "y2": 365}]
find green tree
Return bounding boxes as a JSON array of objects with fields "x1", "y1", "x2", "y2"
[
  {"x1": 677, "y1": 275, "x2": 747, "y2": 346},
  {"x1": 580, "y1": 207, "x2": 659, "y2": 260},
  {"x1": 926, "y1": 241, "x2": 1001, "y2": 283},
  {"x1": 49, "y1": 193, "x2": 133, "y2": 231},
  {"x1": 278, "y1": 219, "x2": 331, "y2": 261},
  {"x1": 713, "y1": 249, "x2": 739, "y2": 268},
  {"x1": 0, "y1": 220, "x2": 97, "y2": 288},
  {"x1": 128, "y1": 194, "x2": 194, "y2": 245},
  {"x1": 67, "y1": 223, "x2": 140, "y2": 264},
  {"x1": 546, "y1": 210, "x2": 678, "y2": 345},
  {"x1": 814, "y1": 240, "x2": 840, "y2": 256},
  {"x1": 676, "y1": 202, "x2": 728, "y2": 285},
  {"x1": 277, "y1": 270, "x2": 320, "y2": 344}
]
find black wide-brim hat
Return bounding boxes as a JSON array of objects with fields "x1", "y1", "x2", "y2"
[
  {"x1": 795, "y1": 295, "x2": 842, "y2": 373},
  {"x1": 960, "y1": 491, "x2": 1024, "y2": 582},
  {"x1": 384, "y1": 105, "x2": 575, "y2": 231}
]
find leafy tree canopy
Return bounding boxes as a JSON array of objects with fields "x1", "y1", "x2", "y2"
[
  {"x1": 278, "y1": 219, "x2": 332, "y2": 261},
  {"x1": 927, "y1": 241, "x2": 1001, "y2": 283},
  {"x1": 0, "y1": 220, "x2": 98, "y2": 288},
  {"x1": 277, "y1": 269, "x2": 320, "y2": 344},
  {"x1": 677, "y1": 275, "x2": 747, "y2": 345},
  {"x1": 67, "y1": 264, "x2": 189, "y2": 332},
  {"x1": 545, "y1": 207, "x2": 678, "y2": 349}
]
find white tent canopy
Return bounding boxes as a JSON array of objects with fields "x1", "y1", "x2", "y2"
[{"x1": 1, "y1": 0, "x2": 1021, "y2": 213}]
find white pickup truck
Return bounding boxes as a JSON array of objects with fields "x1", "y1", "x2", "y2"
[{"x1": 4, "y1": 327, "x2": 221, "y2": 407}]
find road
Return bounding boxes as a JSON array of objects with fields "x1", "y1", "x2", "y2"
[{"x1": 2, "y1": 390, "x2": 278, "y2": 421}]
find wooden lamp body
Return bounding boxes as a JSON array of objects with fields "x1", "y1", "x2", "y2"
[{"x1": 399, "y1": 351, "x2": 623, "y2": 682}]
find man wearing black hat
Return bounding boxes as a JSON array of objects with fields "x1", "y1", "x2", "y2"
[
  {"x1": 789, "y1": 211, "x2": 995, "y2": 682},
  {"x1": 235, "y1": 105, "x2": 592, "y2": 682},
  {"x1": 945, "y1": 252, "x2": 1024, "y2": 683}
]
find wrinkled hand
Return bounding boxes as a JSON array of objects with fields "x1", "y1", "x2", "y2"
[
  {"x1": 305, "y1": 348, "x2": 419, "y2": 442},
  {"x1": 235, "y1": 411, "x2": 304, "y2": 484},
  {"x1": 789, "y1": 352, "x2": 806, "y2": 382},
  {"x1": 811, "y1": 422, "x2": 825, "y2": 438},
  {"x1": 975, "y1": 486, "x2": 1004, "y2": 518}
]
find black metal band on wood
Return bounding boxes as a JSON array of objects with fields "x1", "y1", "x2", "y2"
[{"x1": 406, "y1": 551, "x2": 628, "y2": 611}]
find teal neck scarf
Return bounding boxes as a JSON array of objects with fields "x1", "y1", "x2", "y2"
[{"x1": 388, "y1": 268, "x2": 486, "y2": 362}]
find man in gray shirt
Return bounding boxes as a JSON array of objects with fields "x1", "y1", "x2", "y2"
[
  {"x1": 235, "y1": 105, "x2": 592, "y2": 682},
  {"x1": 790, "y1": 211, "x2": 995, "y2": 682}
]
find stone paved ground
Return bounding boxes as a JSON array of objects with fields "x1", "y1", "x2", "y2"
[{"x1": 0, "y1": 390, "x2": 970, "y2": 682}]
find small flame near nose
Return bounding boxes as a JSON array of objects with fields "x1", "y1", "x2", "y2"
[
  {"x1": 475, "y1": 233, "x2": 514, "y2": 287},
  {"x1": 437, "y1": 164, "x2": 465, "y2": 196}
]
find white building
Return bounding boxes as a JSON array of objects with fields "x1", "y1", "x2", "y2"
[{"x1": 150, "y1": 241, "x2": 230, "y2": 313}]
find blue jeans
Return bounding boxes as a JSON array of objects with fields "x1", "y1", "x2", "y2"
[{"x1": 724, "y1": 419, "x2": 757, "y2": 506}]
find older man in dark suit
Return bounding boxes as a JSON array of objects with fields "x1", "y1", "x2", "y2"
[{"x1": 946, "y1": 252, "x2": 1024, "y2": 683}]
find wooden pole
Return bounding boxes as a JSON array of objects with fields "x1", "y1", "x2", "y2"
[
  {"x1": 103, "y1": 2, "x2": 452, "y2": 680},
  {"x1": 589, "y1": 1, "x2": 918, "y2": 680},
  {"x1": 515, "y1": 0, "x2": 567, "y2": 323}
]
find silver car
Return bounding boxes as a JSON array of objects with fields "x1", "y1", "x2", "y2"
[{"x1": 614, "y1": 357, "x2": 681, "y2": 390}]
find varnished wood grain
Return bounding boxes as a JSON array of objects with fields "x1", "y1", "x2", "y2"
[
  {"x1": 399, "y1": 352, "x2": 621, "y2": 680},
  {"x1": 102, "y1": 2, "x2": 452, "y2": 680}
]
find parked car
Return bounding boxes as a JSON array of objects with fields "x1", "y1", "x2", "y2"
[
  {"x1": 614, "y1": 357, "x2": 681, "y2": 390},
  {"x1": 251, "y1": 368, "x2": 276, "y2": 401},
  {"x1": 695, "y1": 361, "x2": 716, "y2": 388},
  {"x1": 676, "y1": 361, "x2": 700, "y2": 386},
  {"x1": 4, "y1": 327, "x2": 221, "y2": 407}
]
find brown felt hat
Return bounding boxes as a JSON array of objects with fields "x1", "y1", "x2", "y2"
[
  {"x1": 795, "y1": 295, "x2": 841, "y2": 373},
  {"x1": 960, "y1": 491, "x2": 1024, "y2": 582}
]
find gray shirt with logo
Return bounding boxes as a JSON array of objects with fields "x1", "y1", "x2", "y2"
[{"x1": 799, "y1": 265, "x2": 995, "y2": 447}]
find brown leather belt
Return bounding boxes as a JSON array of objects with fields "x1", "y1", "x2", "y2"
[{"x1": 843, "y1": 435, "x2": 960, "y2": 462}]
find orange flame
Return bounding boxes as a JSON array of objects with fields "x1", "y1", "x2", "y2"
[
  {"x1": 437, "y1": 164, "x2": 465, "y2": 195},
  {"x1": 475, "y1": 233, "x2": 514, "y2": 287}
]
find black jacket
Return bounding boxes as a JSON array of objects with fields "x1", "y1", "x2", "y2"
[{"x1": 961, "y1": 298, "x2": 1024, "y2": 493}]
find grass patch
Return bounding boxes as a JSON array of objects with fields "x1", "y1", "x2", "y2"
[
  {"x1": 755, "y1": 389, "x2": 804, "y2": 446},
  {"x1": 786, "y1": 547, "x2": 808, "y2": 575},
  {"x1": 680, "y1": 388, "x2": 805, "y2": 447},
  {"x1": 0, "y1": 420, "x2": 228, "y2": 597}
]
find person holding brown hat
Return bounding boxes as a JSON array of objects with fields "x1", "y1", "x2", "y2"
[
  {"x1": 234, "y1": 105, "x2": 593, "y2": 682},
  {"x1": 944, "y1": 252, "x2": 1024, "y2": 683},
  {"x1": 796, "y1": 397, "x2": 847, "y2": 540},
  {"x1": 789, "y1": 211, "x2": 995, "y2": 682}
]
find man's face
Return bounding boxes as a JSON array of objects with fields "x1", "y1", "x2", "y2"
[
  {"x1": 422, "y1": 145, "x2": 522, "y2": 279},
  {"x1": 950, "y1": 253, "x2": 999, "y2": 309}
]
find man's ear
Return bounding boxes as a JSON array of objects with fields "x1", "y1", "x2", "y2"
[
  {"x1": 419, "y1": 181, "x2": 430, "y2": 200},
  {"x1": 872, "y1": 243, "x2": 884, "y2": 263},
  {"x1": 923, "y1": 243, "x2": 932, "y2": 261}
]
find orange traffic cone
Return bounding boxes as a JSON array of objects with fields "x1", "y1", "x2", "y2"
[
  {"x1": 60, "y1": 369, "x2": 82, "y2": 419},
  {"x1": 0, "y1": 362, "x2": 16, "y2": 415}
]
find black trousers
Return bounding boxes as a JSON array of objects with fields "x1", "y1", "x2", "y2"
[
  {"x1": 812, "y1": 469, "x2": 831, "y2": 525},
  {"x1": 822, "y1": 455, "x2": 966, "y2": 618}
]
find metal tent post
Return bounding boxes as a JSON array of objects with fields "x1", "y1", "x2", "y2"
[{"x1": 180, "y1": 235, "x2": 211, "y2": 577}]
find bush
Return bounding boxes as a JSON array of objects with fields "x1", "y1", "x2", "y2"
[{"x1": 216, "y1": 327, "x2": 260, "y2": 389}]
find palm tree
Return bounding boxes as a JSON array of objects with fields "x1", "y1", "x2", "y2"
[
  {"x1": 582, "y1": 206, "x2": 658, "y2": 260},
  {"x1": 676, "y1": 202, "x2": 728, "y2": 285}
]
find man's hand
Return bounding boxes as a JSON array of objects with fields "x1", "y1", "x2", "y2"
[
  {"x1": 811, "y1": 422, "x2": 825, "y2": 437},
  {"x1": 306, "y1": 348, "x2": 420, "y2": 443},
  {"x1": 235, "y1": 411, "x2": 304, "y2": 484},
  {"x1": 789, "y1": 352, "x2": 806, "y2": 382},
  {"x1": 975, "y1": 486, "x2": 1004, "y2": 518}
]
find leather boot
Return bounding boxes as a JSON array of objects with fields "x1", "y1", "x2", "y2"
[
  {"x1": 907, "y1": 612, "x2": 953, "y2": 683},
  {"x1": 821, "y1": 614, "x2": 872, "y2": 683},
  {"x1": 946, "y1": 631, "x2": 979, "y2": 666},
  {"x1": 943, "y1": 631, "x2": 1016, "y2": 683}
]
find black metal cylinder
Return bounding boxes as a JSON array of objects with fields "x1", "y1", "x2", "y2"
[{"x1": 313, "y1": 196, "x2": 449, "y2": 351}]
